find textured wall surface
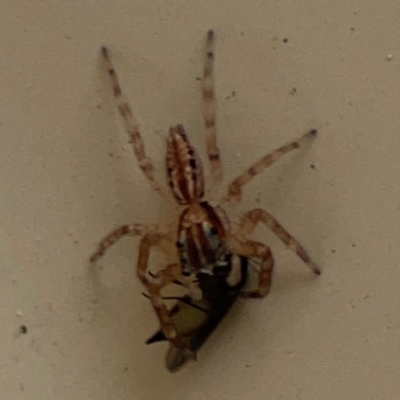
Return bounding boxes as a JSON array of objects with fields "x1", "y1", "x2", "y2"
[{"x1": 1, "y1": 1, "x2": 399, "y2": 399}]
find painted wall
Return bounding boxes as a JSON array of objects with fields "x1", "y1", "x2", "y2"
[{"x1": 1, "y1": 1, "x2": 399, "y2": 399}]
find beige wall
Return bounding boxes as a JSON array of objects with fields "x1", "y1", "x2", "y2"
[{"x1": 1, "y1": 1, "x2": 399, "y2": 399}]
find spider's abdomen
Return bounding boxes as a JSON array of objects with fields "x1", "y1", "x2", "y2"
[
  {"x1": 166, "y1": 125, "x2": 204, "y2": 205},
  {"x1": 177, "y1": 202, "x2": 229, "y2": 276}
]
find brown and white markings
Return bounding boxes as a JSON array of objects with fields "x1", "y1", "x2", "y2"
[{"x1": 91, "y1": 30, "x2": 320, "y2": 370}]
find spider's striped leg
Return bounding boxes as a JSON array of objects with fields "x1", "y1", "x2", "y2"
[
  {"x1": 229, "y1": 239, "x2": 275, "y2": 298},
  {"x1": 202, "y1": 30, "x2": 222, "y2": 195},
  {"x1": 138, "y1": 233, "x2": 196, "y2": 358},
  {"x1": 239, "y1": 208, "x2": 320, "y2": 275},
  {"x1": 90, "y1": 223, "x2": 162, "y2": 263},
  {"x1": 101, "y1": 47, "x2": 172, "y2": 200},
  {"x1": 146, "y1": 278, "x2": 196, "y2": 359},
  {"x1": 136, "y1": 232, "x2": 178, "y2": 285},
  {"x1": 227, "y1": 129, "x2": 317, "y2": 204},
  {"x1": 143, "y1": 263, "x2": 182, "y2": 344}
]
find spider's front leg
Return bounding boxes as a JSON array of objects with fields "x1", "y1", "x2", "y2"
[
  {"x1": 138, "y1": 233, "x2": 197, "y2": 358},
  {"x1": 227, "y1": 129, "x2": 317, "y2": 204},
  {"x1": 101, "y1": 47, "x2": 172, "y2": 201},
  {"x1": 203, "y1": 30, "x2": 222, "y2": 195},
  {"x1": 239, "y1": 208, "x2": 320, "y2": 275},
  {"x1": 228, "y1": 238, "x2": 274, "y2": 297}
]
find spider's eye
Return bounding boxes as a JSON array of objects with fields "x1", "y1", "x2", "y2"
[
  {"x1": 210, "y1": 227, "x2": 218, "y2": 235},
  {"x1": 176, "y1": 241, "x2": 184, "y2": 249}
]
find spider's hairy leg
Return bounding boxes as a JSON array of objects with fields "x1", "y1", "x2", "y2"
[
  {"x1": 138, "y1": 232, "x2": 202, "y2": 298},
  {"x1": 138, "y1": 233, "x2": 196, "y2": 357},
  {"x1": 203, "y1": 30, "x2": 222, "y2": 194},
  {"x1": 146, "y1": 279, "x2": 195, "y2": 358},
  {"x1": 137, "y1": 232, "x2": 179, "y2": 285},
  {"x1": 239, "y1": 208, "x2": 321, "y2": 275},
  {"x1": 100, "y1": 47, "x2": 171, "y2": 199},
  {"x1": 227, "y1": 129, "x2": 318, "y2": 204},
  {"x1": 90, "y1": 223, "x2": 165, "y2": 263},
  {"x1": 228, "y1": 239, "x2": 274, "y2": 297}
]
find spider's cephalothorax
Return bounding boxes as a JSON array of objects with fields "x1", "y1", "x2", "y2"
[{"x1": 91, "y1": 30, "x2": 321, "y2": 372}]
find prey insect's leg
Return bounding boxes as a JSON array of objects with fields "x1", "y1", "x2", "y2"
[
  {"x1": 100, "y1": 47, "x2": 171, "y2": 199},
  {"x1": 227, "y1": 129, "x2": 317, "y2": 204},
  {"x1": 239, "y1": 208, "x2": 320, "y2": 275},
  {"x1": 203, "y1": 30, "x2": 222, "y2": 194},
  {"x1": 229, "y1": 240, "x2": 274, "y2": 297},
  {"x1": 90, "y1": 223, "x2": 162, "y2": 263}
]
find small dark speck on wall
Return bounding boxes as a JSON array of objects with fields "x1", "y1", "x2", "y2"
[
  {"x1": 282, "y1": 38, "x2": 288, "y2": 43},
  {"x1": 19, "y1": 325, "x2": 28, "y2": 335},
  {"x1": 225, "y1": 91, "x2": 236, "y2": 100}
]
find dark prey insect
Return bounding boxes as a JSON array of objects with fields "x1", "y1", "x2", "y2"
[
  {"x1": 90, "y1": 30, "x2": 320, "y2": 372},
  {"x1": 145, "y1": 252, "x2": 250, "y2": 372}
]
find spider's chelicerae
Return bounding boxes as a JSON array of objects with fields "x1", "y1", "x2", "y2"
[{"x1": 91, "y1": 30, "x2": 320, "y2": 368}]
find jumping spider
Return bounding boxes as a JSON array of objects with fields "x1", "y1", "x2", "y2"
[{"x1": 90, "y1": 30, "x2": 320, "y2": 372}]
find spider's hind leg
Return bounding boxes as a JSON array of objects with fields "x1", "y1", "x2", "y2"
[{"x1": 239, "y1": 208, "x2": 320, "y2": 275}]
